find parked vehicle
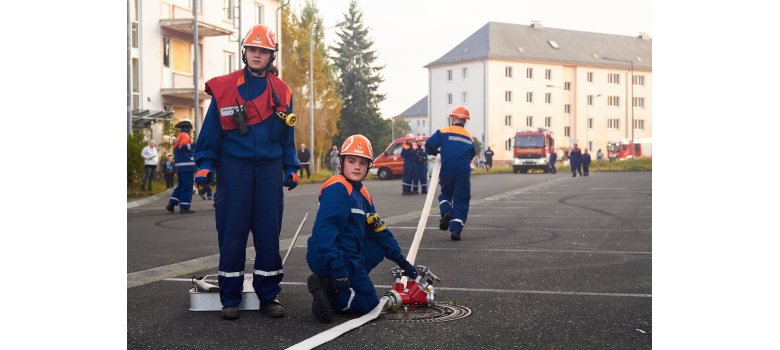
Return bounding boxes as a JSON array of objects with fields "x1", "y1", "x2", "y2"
[
  {"x1": 606, "y1": 138, "x2": 652, "y2": 161},
  {"x1": 511, "y1": 128, "x2": 555, "y2": 173},
  {"x1": 369, "y1": 136, "x2": 430, "y2": 180}
]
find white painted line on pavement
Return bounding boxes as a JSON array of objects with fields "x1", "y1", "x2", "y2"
[
  {"x1": 164, "y1": 280, "x2": 650, "y2": 298},
  {"x1": 389, "y1": 226, "x2": 651, "y2": 232},
  {"x1": 417, "y1": 247, "x2": 651, "y2": 254}
]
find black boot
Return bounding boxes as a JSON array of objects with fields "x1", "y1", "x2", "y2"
[
  {"x1": 221, "y1": 307, "x2": 239, "y2": 320},
  {"x1": 180, "y1": 208, "x2": 195, "y2": 214},
  {"x1": 439, "y1": 213, "x2": 452, "y2": 231},
  {"x1": 307, "y1": 274, "x2": 334, "y2": 323},
  {"x1": 260, "y1": 299, "x2": 285, "y2": 318},
  {"x1": 166, "y1": 203, "x2": 175, "y2": 213}
]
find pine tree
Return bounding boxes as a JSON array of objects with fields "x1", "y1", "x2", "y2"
[{"x1": 331, "y1": 0, "x2": 389, "y2": 149}]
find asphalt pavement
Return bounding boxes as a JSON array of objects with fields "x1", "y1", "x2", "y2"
[{"x1": 128, "y1": 171, "x2": 652, "y2": 349}]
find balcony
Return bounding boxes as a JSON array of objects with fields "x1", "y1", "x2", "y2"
[{"x1": 159, "y1": 5, "x2": 234, "y2": 38}]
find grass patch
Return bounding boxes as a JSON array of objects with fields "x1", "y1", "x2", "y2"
[{"x1": 559, "y1": 157, "x2": 652, "y2": 173}]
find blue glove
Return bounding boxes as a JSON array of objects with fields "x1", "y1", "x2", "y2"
[
  {"x1": 195, "y1": 164, "x2": 213, "y2": 186},
  {"x1": 332, "y1": 267, "x2": 350, "y2": 290},
  {"x1": 282, "y1": 168, "x2": 298, "y2": 191},
  {"x1": 400, "y1": 260, "x2": 417, "y2": 279}
]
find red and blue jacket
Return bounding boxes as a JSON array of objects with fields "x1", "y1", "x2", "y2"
[
  {"x1": 173, "y1": 131, "x2": 196, "y2": 172},
  {"x1": 194, "y1": 67, "x2": 299, "y2": 172},
  {"x1": 425, "y1": 124, "x2": 476, "y2": 174}
]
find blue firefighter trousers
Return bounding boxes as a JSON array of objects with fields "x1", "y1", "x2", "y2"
[
  {"x1": 215, "y1": 156, "x2": 284, "y2": 307},
  {"x1": 438, "y1": 172, "x2": 471, "y2": 233},
  {"x1": 169, "y1": 171, "x2": 194, "y2": 210}
]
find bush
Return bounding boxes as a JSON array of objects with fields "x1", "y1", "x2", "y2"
[{"x1": 128, "y1": 133, "x2": 146, "y2": 186}]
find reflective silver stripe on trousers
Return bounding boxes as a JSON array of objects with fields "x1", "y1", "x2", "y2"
[
  {"x1": 254, "y1": 269, "x2": 283, "y2": 276},
  {"x1": 175, "y1": 161, "x2": 196, "y2": 167},
  {"x1": 341, "y1": 288, "x2": 356, "y2": 311},
  {"x1": 351, "y1": 208, "x2": 365, "y2": 216},
  {"x1": 440, "y1": 200, "x2": 451, "y2": 205},
  {"x1": 180, "y1": 202, "x2": 190, "y2": 206},
  {"x1": 451, "y1": 218, "x2": 464, "y2": 224},
  {"x1": 219, "y1": 271, "x2": 242, "y2": 277}
]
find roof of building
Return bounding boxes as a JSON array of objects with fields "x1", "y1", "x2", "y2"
[
  {"x1": 425, "y1": 22, "x2": 651, "y2": 70},
  {"x1": 396, "y1": 96, "x2": 428, "y2": 118}
]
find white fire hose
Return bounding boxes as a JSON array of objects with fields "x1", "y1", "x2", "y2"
[{"x1": 286, "y1": 157, "x2": 442, "y2": 350}]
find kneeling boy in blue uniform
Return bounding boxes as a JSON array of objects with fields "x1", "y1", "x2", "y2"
[{"x1": 306, "y1": 134, "x2": 417, "y2": 323}]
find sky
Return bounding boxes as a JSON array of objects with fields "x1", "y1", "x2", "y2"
[{"x1": 309, "y1": 0, "x2": 652, "y2": 119}]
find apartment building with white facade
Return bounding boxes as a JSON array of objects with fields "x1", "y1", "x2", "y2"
[
  {"x1": 395, "y1": 96, "x2": 429, "y2": 138},
  {"x1": 425, "y1": 22, "x2": 652, "y2": 165},
  {"x1": 129, "y1": 0, "x2": 281, "y2": 143}
]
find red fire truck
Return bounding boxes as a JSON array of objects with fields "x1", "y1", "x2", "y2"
[
  {"x1": 511, "y1": 128, "x2": 555, "y2": 173},
  {"x1": 370, "y1": 136, "x2": 430, "y2": 180},
  {"x1": 606, "y1": 138, "x2": 652, "y2": 161}
]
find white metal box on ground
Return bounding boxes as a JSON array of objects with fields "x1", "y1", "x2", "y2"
[{"x1": 189, "y1": 274, "x2": 260, "y2": 311}]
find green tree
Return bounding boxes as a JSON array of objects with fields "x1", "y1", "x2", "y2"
[
  {"x1": 127, "y1": 133, "x2": 146, "y2": 186},
  {"x1": 392, "y1": 117, "x2": 411, "y2": 140},
  {"x1": 331, "y1": 0, "x2": 388, "y2": 148},
  {"x1": 281, "y1": 1, "x2": 342, "y2": 166}
]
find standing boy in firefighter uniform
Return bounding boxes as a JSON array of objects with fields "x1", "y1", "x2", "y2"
[
  {"x1": 193, "y1": 24, "x2": 300, "y2": 320},
  {"x1": 425, "y1": 105, "x2": 476, "y2": 241},
  {"x1": 306, "y1": 135, "x2": 417, "y2": 323},
  {"x1": 570, "y1": 143, "x2": 583, "y2": 177},
  {"x1": 400, "y1": 133, "x2": 416, "y2": 195},
  {"x1": 166, "y1": 119, "x2": 196, "y2": 214},
  {"x1": 414, "y1": 137, "x2": 428, "y2": 194}
]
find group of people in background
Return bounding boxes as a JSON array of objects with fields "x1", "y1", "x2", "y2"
[
  {"x1": 400, "y1": 134, "x2": 429, "y2": 195},
  {"x1": 139, "y1": 139, "x2": 179, "y2": 190}
]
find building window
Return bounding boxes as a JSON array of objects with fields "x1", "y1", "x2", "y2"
[
  {"x1": 172, "y1": 39, "x2": 191, "y2": 73},
  {"x1": 224, "y1": 51, "x2": 235, "y2": 74},
  {"x1": 462, "y1": 67, "x2": 468, "y2": 79},
  {"x1": 505, "y1": 66, "x2": 513, "y2": 78},
  {"x1": 633, "y1": 97, "x2": 645, "y2": 108},
  {"x1": 545, "y1": 116, "x2": 552, "y2": 127},
  {"x1": 608, "y1": 73, "x2": 621, "y2": 84},
  {"x1": 131, "y1": 0, "x2": 139, "y2": 48},
  {"x1": 447, "y1": 69, "x2": 452, "y2": 81},
  {"x1": 564, "y1": 126, "x2": 570, "y2": 137},
  {"x1": 545, "y1": 92, "x2": 552, "y2": 104},
  {"x1": 447, "y1": 93, "x2": 452, "y2": 105},
  {"x1": 526, "y1": 91, "x2": 533, "y2": 103},
  {"x1": 505, "y1": 138, "x2": 512, "y2": 151},
  {"x1": 587, "y1": 71, "x2": 593, "y2": 82},
  {"x1": 505, "y1": 115, "x2": 512, "y2": 126},
  {"x1": 131, "y1": 58, "x2": 140, "y2": 110},
  {"x1": 633, "y1": 75, "x2": 645, "y2": 86},
  {"x1": 633, "y1": 119, "x2": 645, "y2": 130},
  {"x1": 462, "y1": 91, "x2": 468, "y2": 104},
  {"x1": 545, "y1": 69, "x2": 552, "y2": 80},
  {"x1": 526, "y1": 67, "x2": 533, "y2": 79},
  {"x1": 564, "y1": 82, "x2": 571, "y2": 90},
  {"x1": 608, "y1": 119, "x2": 620, "y2": 129},
  {"x1": 565, "y1": 104, "x2": 571, "y2": 114},
  {"x1": 223, "y1": 0, "x2": 234, "y2": 20},
  {"x1": 587, "y1": 95, "x2": 594, "y2": 106},
  {"x1": 608, "y1": 96, "x2": 620, "y2": 107},
  {"x1": 422, "y1": 120, "x2": 426, "y2": 127},
  {"x1": 588, "y1": 118, "x2": 593, "y2": 129},
  {"x1": 505, "y1": 91, "x2": 512, "y2": 102},
  {"x1": 255, "y1": 2, "x2": 264, "y2": 24},
  {"x1": 588, "y1": 141, "x2": 593, "y2": 151},
  {"x1": 417, "y1": 120, "x2": 420, "y2": 126},
  {"x1": 163, "y1": 37, "x2": 171, "y2": 68},
  {"x1": 526, "y1": 116, "x2": 533, "y2": 127}
]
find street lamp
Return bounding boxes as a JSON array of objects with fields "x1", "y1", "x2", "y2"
[
  {"x1": 586, "y1": 94, "x2": 601, "y2": 152},
  {"x1": 602, "y1": 56, "x2": 635, "y2": 167},
  {"x1": 546, "y1": 84, "x2": 573, "y2": 147},
  {"x1": 310, "y1": 21, "x2": 345, "y2": 171}
]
